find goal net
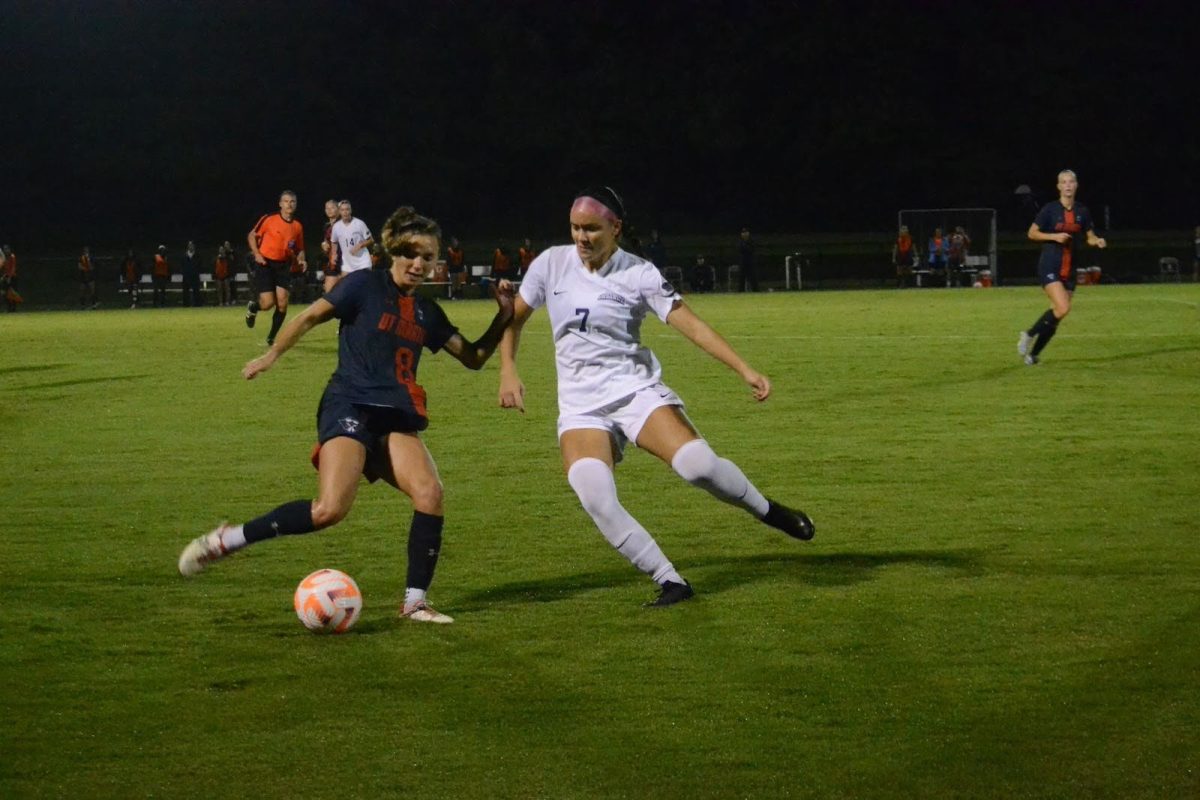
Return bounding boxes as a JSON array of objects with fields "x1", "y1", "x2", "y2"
[{"x1": 897, "y1": 208, "x2": 998, "y2": 284}]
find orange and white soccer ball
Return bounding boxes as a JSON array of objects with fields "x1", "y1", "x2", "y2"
[{"x1": 293, "y1": 569, "x2": 362, "y2": 634}]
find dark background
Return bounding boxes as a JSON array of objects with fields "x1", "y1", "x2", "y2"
[{"x1": 0, "y1": 0, "x2": 1194, "y2": 250}]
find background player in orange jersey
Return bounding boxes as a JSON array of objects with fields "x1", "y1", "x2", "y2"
[{"x1": 246, "y1": 190, "x2": 307, "y2": 346}]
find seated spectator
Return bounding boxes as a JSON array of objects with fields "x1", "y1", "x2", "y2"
[
  {"x1": 689, "y1": 254, "x2": 714, "y2": 293},
  {"x1": 927, "y1": 227, "x2": 947, "y2": 284},
  {"x1": 893, "y1": 225, "x2": 915, "y2": 287}
]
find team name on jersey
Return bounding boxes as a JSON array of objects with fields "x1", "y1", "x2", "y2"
[
  {"x1": 597, "y1": 292, "x2": 627, "y2": 305},
  {"x1": 377, "y1": 312, "x2": 426, "y2": 343}
]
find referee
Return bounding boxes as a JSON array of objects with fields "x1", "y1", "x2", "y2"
[{"x1": 246, "y1": 190, "x2": 307, "y2": 345}]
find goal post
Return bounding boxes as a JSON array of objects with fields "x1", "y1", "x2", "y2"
[{"x1": 898, "y1": 208, "x2": 999, "y2": 284}]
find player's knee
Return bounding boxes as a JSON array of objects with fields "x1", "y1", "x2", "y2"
[
  {"x1": 409, "y1": 478, "x2": 444, "y2": 514},
  {"x1": 567, "y1": 458, "x2": 621, "y2": 519},
  {"x1": 671, "y1": 438, "x2": 718, "y2": 485},
  {"x1": 311, "y1": 497, "x2": 350, "y2": 528}
]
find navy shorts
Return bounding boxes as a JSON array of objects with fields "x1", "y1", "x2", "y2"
[
  {"x1": 1039, "y1": 269, "x2": 1075, "y2": 291},
  {"x1": 314, "y1": 391, "x2": 427, "y2": 483},
  {"x1": 253, "y1": 259, "x2": 292, "y2": 294}
]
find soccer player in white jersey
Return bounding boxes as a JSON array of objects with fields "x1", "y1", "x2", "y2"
[
  {"x1": 498, "y1": 186, "x2": 815, "y2": 607},
  {"x1": 331, "y1": 200, "x2": 376, "y2": 274}
]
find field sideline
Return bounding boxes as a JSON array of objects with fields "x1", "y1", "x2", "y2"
[{"x1": 2, "y1": 285, "x2": 1198, "y2": 798}]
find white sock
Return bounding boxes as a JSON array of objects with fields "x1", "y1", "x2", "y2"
[
  {"x1": 404, "y1": 588, "x2": 427, "y2": 608},
  {"x1": 670, "y1": 439, "x2": 769, "y2": 517},
  {"x1": 567, "y1": 458, "x2": 681, "y2": 584},
  {"x1": 217, "y1": 524, "x2": 247, "y2": 552}
]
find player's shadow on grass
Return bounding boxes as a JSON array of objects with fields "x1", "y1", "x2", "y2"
[
  {"x1": 1065, "y1": 344, "x2": 1197, "y2": 365},
  {"x1": 0, "y1": 362, "x2": 71, "y2": 377},
  {"x1": 457, "y1": 549, "x2": 984, "y2": 609},
  {"x1": 9, "y1": 373, "x2": 152, "y2": 391}
]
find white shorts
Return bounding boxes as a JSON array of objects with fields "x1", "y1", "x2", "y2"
[{"x1": 557, "y1": 382, "x2": 686, "y2": 458}]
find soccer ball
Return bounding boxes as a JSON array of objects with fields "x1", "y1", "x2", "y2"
[{"x1": 293, "y1": 569, "x2": 362, "y2": 634}]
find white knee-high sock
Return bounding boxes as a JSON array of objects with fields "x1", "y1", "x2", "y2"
[
  {"x1": 670, "y1": 438, "x2": 770, "y2": 517},
  {"x1": 566, "y1": 458, "x2": 682, "y2": 584}
]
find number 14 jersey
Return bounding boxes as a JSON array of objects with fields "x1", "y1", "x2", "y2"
[{"x1": 519, "y1": 245, "x2": 681, "y2": 415}]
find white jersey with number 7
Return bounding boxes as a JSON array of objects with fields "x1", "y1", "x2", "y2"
[{"x1": 518, "y1": 244, "x2": 682, "y2": 415}]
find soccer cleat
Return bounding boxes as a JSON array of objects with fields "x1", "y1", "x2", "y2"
[
  {"x1": 401, "y1": 600, "x2": 454, "y2": 624},
  {"x1": 1024, "y1": 354, "x2": 1039, "y2": 366},
  {"x1": 1017, "y1": 331, "x2": 1033, "y2": 356},
  {"x1": 245, "y1": 301, "x2": 257, "y2": 328},
  {"x1": 178, "y1": 524, "x2": 230, "y2": 576},
  {"x1": 646, "y1": 580, "x2": 695, "y2": 607},
  {"x1": 265, "y1": 337, "x2": 274, "y2": 347},
  {"x1": 762, "y1": 500, "x2": 815, "y2": 540}
]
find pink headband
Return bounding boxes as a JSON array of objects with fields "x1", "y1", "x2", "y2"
[{"x1": 571, "y1": 196, "x2": 620, "y2": 223}]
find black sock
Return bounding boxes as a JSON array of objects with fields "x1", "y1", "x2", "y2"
[
  {"x1": 243, "y1": 499, "x2": 316, "y2": 544},
  {"x1": 406, "y1": 511, "x2": 444, "y2": 591},
  {"x1": 1031, "y1": 315, "x2": 1059, "y2": 356},
  {"x1": 268, "y1": 309, "x2": 286, "y2": 340},
  {"x1": 1027, "y1": 309, "x2": 1057, "y2": 337},
  {"x1": 248, "y1": 299, "x2": 259, "y2": 313}
]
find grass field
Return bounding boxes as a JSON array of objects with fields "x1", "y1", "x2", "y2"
[{"x1": 2, "y1": 284, "x2": 1198, "y2": 798}]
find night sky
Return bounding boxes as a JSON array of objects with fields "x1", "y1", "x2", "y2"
[{"x1": 0, "y1": 0, "x2": 1195, "y2": 250}]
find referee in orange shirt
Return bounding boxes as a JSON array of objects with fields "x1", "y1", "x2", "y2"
[{"x1": 246, "y1": 189, "x2": 307, "y2": 345}]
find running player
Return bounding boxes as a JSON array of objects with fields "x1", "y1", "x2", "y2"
[
  {"x1": 330, "y1": 200, "x2": 375, "y2": 279},
  {"x1": 320, "y1": 198, "x2": 343, "y2": 294},
  {"x1": 497, "y1": 187, "x2": 814, "y2": 608},
  {"x1": 246, "y1": 190, "x2": 306, "y2": 346},
  {"x1": 179, "y1": 206, "x2": 515, "y2": 624},
  {"x1": 1017, "y1": 170, "x2": 1107, "y2": 365}
]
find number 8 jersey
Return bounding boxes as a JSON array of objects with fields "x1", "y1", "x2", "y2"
[{"x1": 519, "y1": 245, "x2": 681, "y2": 415}]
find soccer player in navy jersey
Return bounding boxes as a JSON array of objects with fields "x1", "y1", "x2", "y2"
[
  {"x1": 180, "y1": 206, "x2": 515, "y2": 624},
  {"x1": 1018, "y1": 170, "x2": 1107, "y2": 365}
]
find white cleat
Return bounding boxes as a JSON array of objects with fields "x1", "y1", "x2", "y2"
[
  {"x1": 1017, "y1": 331, "x2": 1033, "y2": 356},
  {"x1": 178, "y1": 524, "x2": 230, "y2": 576},
  {"x1": 1024, "y1": 354, "x2": 1039, "y2": 366},
  {"x1": 401, "y1": 600, "x2": 454, "y2": 624}
]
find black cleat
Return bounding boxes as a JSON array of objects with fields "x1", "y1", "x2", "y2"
[
  {"x1": 245, "y1": 301, "x2": 257, "y2": 328},
  {"x1": 646, "y1": 580, "x2": 695, "y2": 608},
  {"x1": 763, "y1": 501, "x2": 815, "y2": 541}
]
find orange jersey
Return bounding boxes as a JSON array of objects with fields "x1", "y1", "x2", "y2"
[
  {"x1": 492, "y1": 249, "x2": 512, "y2": 274},
  {"x1": 446, "y1": 246, "x2": 464, "y2": 270},
  {"x1": 3, "y1": 254, "x2": 16, "y2": 278},
  {"x1": 153, "y1": 254, "x2": 169, "y2": 277},
  {"x1": 251, "y1": 213, "x2": 305, "y2": 262},
  {"x1": 214, "y1": 255, "x2": 231, "y2": 280},
  {"x1": 79, "y1": 255, "x2": 93, "y2": 276},
  {"x1": 123, "y1": 257, "x2": 139, "y2": 282},
  {"x1": 518, "y1": 246, "x2": 536, "y2": 270}
]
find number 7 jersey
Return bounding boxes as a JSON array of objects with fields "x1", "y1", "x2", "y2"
[{"x1": 518, "y1": 245, "x2": 681, "y2": 415}]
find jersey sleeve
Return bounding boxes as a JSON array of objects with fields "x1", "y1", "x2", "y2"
[
  {"x1": 518, "y1": 251, "x2": 549, "y2": 309},
  {"x1": 1033, "y1": 204, "x2": 1055, "y2": 231},
  {"x1": 639, "y1": 263, "x2": 682, "y2": 323},
  {"x1": 1079, "y1": 205, "x2": 1095, "y2": 232},
  {"x1": 294, "y1": 221, "x2": 305, "y2": 253},
  {"x1": 323, "y1": 269, "x2": 367, "y2": 320},
  {"x1": 420, "y1": 299, "x2": 459, "y2": 353}
]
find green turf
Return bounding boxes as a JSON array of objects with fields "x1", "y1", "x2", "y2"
[{"x1": 2, "y1": 285, "x2": 1198, "y2": 798}]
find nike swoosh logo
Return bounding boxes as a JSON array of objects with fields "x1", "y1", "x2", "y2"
[{"x1": 553, "y1": 290, "x2": 567, "y2": 295}]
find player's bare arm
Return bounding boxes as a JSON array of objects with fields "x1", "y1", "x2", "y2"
[
  {"x1": 442, "y1": 281, "x2": 516, "y2": 370},
  {"x1": 498, "y1": 294, "x2": 536, "y2": 412},
  {"x1": 666, "y1": 301, "x2": 771, "y2": 401},
  {"x1": 243, "y1": 298, "x2": 336, "y2": 379},
  {"x1": 1087, "y1": 231, "x2": 1107, "y2": 248}
]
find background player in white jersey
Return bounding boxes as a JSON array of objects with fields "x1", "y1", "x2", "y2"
[
  {"x1": 331, "y1": 200, "x2": 375, "y2": 274},
  {"x1": 498, "y1": 186, "x2": 814, "y2": 607}
]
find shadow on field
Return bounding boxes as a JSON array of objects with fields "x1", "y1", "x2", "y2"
[
  {"x1": 0, "y1": 363, "x2": 71, "y2": 376},
  {"x1": 1065, "y1": 344, "x2": 1198, "y2": 365},
  {"x1": 685, "y1": 549, "x2": 984, "y2": 594},
  {"x1": 8, "y1": 373, "x2": 152, "y2": 391},
  {"x1": 457, "y1": 549, "x2": 983, "y2": 609}
]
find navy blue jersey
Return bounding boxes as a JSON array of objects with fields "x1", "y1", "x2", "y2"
[
  {"x1": 1034, "y1": 201, "x2": 1095, "y2": 282},
  {"x1": 322, "y1": 270, "x2": 458, "y2": 419}
]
